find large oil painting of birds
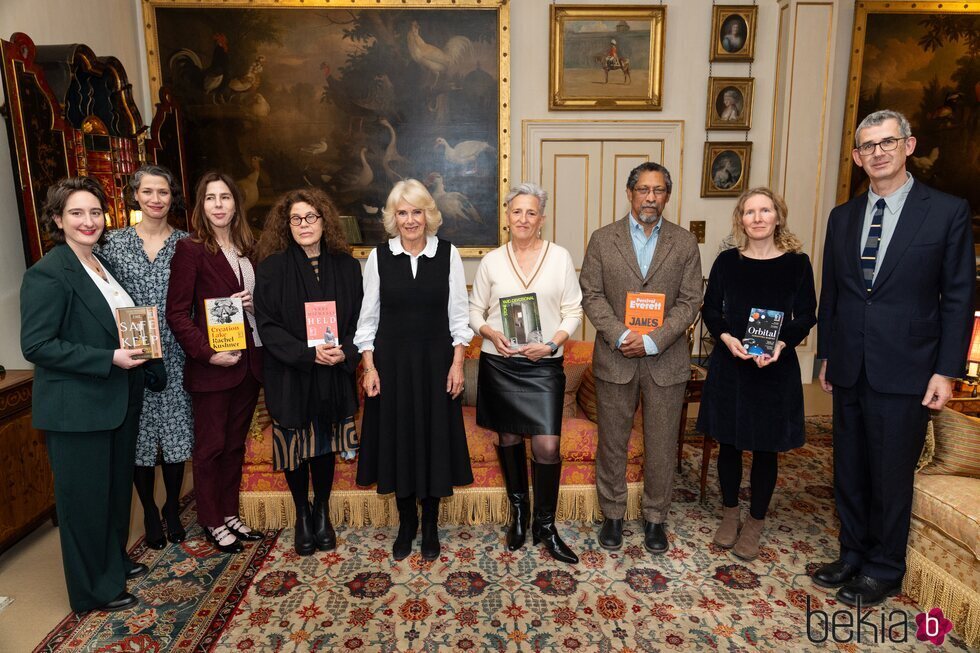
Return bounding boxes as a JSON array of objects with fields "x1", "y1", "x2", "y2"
[{"x1": 147, "y1": 3, "x2": 504, "y2": 253}]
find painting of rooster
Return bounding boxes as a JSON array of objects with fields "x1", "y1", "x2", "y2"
[{"x1": 146, "y1": 0, "x2": 506, "y2": 254}]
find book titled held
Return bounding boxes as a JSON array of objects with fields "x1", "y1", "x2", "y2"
[
  {"x1": 116, "y1": 306, "x2": 163, "y2": 359},
  {"x1": 499, "y1": 293, "x2": 543, "y2": 346},
  {"x1": 742, "y1": 308, "x2": 785, "y2": 356},
  {"x1": 625, "y1": 292, "x2": 665, "y2": 334},
  {"x1": 204, "y1": 297, "x2": 247, "y2": 352},
  {"x1": 305, "y1": 301, "x2": 338, "y2": 347}
]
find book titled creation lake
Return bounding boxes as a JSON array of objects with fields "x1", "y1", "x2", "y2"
[
  {"x1": 204, "y1": 297, "x2": 246, "y2": 352},
  {"x1": 742, "y1": 308, "x2": 784, "y2": 356}
]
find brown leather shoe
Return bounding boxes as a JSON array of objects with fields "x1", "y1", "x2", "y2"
[
  {"x1": 732, "y1": 516, "x2": 764, "y2": 561},
  {"x1": 713, "y1": 506, "x2": 741, "y2": 549}
]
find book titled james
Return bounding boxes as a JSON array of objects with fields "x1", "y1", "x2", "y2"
[
  {"x1": 625, "y1": 292, "x2": 666, "y2": 334},
  {"x1": 742, "y1": 308, "x2": 785, "y2": 356},
  {"x1": 305, "y1": 301, "x2": 338, "y2": 347},
  {"x1": 499, "y1": 293, "x2": 543, "y2": 346},
  {"x1": 116, "y1": 306, "x2": 163, "y2": 359},
  {"x1": 204, "y1": 297, "x2": 246, "y2": 352}
]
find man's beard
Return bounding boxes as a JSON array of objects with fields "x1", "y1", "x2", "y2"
[{"x1": 636, "y1": 207, "x2": 661, "y2": 224}]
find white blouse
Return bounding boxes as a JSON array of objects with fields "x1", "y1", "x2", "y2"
[
  {"x1": 469, "y1": 241, "x2": 583, "y2": 357},
  {"x1": 354, "y1": 235, "x2": 473, "y2": 352},
  {"x1": 83, "y1": 260, "x2": 135, "y2": 313},
  {"x1": 220, "y1": 245, "x2": 262, "y2": 347}
]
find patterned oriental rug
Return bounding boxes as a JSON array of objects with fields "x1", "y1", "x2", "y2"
[{"x1": 35, "y1": 417, "x2": 974, "y2": 652}]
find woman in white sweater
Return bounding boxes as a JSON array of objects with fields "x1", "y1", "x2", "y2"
[{"x1": 469, "y1": 182, "x2": 583, "y2": 564}]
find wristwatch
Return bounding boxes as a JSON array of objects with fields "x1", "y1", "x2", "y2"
[{"x1": 545, "y1": 341, "x2": 559, "y2": 355}]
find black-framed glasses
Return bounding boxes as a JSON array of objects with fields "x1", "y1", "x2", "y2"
[
  {"x1": 855, "y1": 137, "x2": 907, "y2": 156},
  {"x1": 289, "y1": 212, "x2": 322, "y2": 225},
  {"x1": 633, "y1": 186, "x2": 669, "y2": 197}
]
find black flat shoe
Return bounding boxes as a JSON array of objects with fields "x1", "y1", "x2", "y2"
[
  {"x1": 836, "y1": 575, "x2": 902, "y2": 607},
  {"x1": 143, "y1": 509, "x2": 166, "y2": 550},
  {"x1": 204, "y1": 525, "x2": 244, "y2": 554},
  {"x1": 598, "y1": 518, "x2": 624, "y2": 550},
  {"x1": 97, "y1": 591, "x2": 138, "y2": 613},
  {"x1": 224, "y1": 516, "x2": 263, "y2": 542},
  {"x1": 643, "y1": 520, "x2": 669, "y2": 554},
  {"x1": 163, "y1": 503, "x2": 187, "y2": 544},
  {"x1": 126, "y1": 562, "x2": 149, "y2": 580},
  {"x1": 812, "y1": 559, "x2": 860, "y2": 588}
]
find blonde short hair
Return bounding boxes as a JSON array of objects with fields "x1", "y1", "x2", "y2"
[{"x1": 381, "y1": 179, "x2": 442, "y2": 237}]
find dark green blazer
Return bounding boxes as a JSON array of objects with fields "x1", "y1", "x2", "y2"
[{"x1": 20, "y1": 244, "x2": 165, "y2": 432}]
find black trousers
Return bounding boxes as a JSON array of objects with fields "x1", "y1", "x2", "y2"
[{"x1": 832, "y1": 366, "x2": 928, "y2": 583}]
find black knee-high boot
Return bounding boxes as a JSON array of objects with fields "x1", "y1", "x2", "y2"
[
  {"x1": 161, "y1": 461, "x2": 186, "y2": 543},
  {"x1": 496, "y1": 444, "x2": 530, "y2": 550},
  {"x1": 393, "y1": 496, "x2": 418, "y2": 561},
  {"x1": 531, "y1": 461, "x2": 578, "y2": 564},
  {"x1": 133, "y1": 466, "x2": 165, "y2": 549},
  {"x1": 310, "y1": 454, "x2": 336, "y2": 551},
  {"x1": 420, "y1": 497, "x2": 441, "y2": 561},
  {"x1": 284, "y1": 463, "x2": 314, "y2": 556}
]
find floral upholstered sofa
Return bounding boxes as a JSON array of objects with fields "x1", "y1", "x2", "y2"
[{"x1": 240, "y1": 338, "x2": 647, "y2": 529}]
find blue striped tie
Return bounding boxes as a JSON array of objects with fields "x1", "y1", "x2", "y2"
[{"x1": 861, "y1": 198, "x2": 886, "y2": 292}]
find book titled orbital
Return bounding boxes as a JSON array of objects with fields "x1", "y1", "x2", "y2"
[{"x1": 742, "y1": 308, "x2": 784, "y2": 356}]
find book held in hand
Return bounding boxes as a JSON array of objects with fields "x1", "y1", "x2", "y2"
[
  {"x1": 116, "y1": 306, "x2": 163, "y2": 359},
  {"x1": 742, "y1": 308, "x2": 784, "y2": 356},
  {"x1": 305, "y1": 301, "x2": 338, "y2": 347},
  {"x1": 625, "y1": 292, "x2": 665, "y2": 334},
  {"x1": 204, "y1": 297, "x2": 246, "y2": 352},
  {"x1": 499, "y1": 293, "x2": 543, "y2": 346}
]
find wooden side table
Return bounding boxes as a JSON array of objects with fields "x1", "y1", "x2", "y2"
[
  {"x1": 676, "y1": 364, "x2": 711, "y2": 503},
  {"x1": 0, "y1": 370, "x2": 56, "y2": 556},
  {"x1": 946, "y1": 396, "x2": 980, "y2": 417}
]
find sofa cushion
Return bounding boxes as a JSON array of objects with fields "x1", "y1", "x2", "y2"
[
  {"x1": 912, "y1": 473, "x2": 980, "y2": 560},
  {"x1": 916, "y1": 420, "x2": 935, "y2": 472},
  {"x1": 921, "y1": 408, "x2": 980, "y2": 478},
  {"x1": 578, "y1": 366, "x2": 599, "y2": 422},
  {"x1": 563, "y1": 363, "x2": 588, "y2": 417}
]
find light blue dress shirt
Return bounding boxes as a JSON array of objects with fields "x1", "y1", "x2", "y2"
[
  {"x1": 616, "y1": 213, "x2": 663, "y2": 355},
  {"x1": 861, "y1": 172, "x2": 914, "y2": 282}
]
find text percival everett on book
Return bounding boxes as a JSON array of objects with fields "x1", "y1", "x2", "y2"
[
  {"x1": 116, "y1": 306, "x2": 163, "y2": 360},
  {"x1": 305, "y1": 301, "x2": 338, "y2": 347},
  {"x1": 742, "y1": 308, "x2": 784, "y2": 356},
  {"x1": 625, "y1": 292, "x2": 666, "y2": 334},
  {"x1": 204, "y1": 297, "x2": 246, "y2": 352},
  {"x1": 499, "y1": 293, "x2": 544, "y2": 346}
]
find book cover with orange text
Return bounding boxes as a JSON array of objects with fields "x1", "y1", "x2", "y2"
[{"x1": 204, "y1": 297, "x2": 246, "y2": 352}]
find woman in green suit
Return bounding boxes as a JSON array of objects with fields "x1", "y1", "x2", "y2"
[{"x1": 20, "y1": 177, "x2": 166, "y2": 614}]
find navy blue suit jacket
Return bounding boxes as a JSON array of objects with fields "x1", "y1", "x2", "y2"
[{"x1": 817, "y1": 179, "x2": 975, "y2": 394}]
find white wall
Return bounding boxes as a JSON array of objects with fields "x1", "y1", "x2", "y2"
[{"x1": 0, "y1": 0, "x2": 147, "y2": 368}]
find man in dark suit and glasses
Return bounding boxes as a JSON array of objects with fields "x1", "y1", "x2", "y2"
[{"x1": 813, "y1": 109, "x2": 975, "y2": 606}]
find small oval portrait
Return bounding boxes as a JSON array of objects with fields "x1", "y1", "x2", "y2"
[
  {"x1": 720, "y1": 15, "x2": 748, "y2": 53},
  {"x1": 711, "y1": 150, "x2": 742, "y2": 190},
  {"x1": 715, "y1": 87, "x2": 744, "y2": 122}
]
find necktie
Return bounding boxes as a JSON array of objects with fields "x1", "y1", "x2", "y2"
[{"x1": 861, "y1": 198, "x2": 886, "y2": 292}]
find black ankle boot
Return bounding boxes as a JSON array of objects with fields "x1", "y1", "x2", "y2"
[
  {"x1": 496, "y1": 444, "x2": 530, "y2": 551},
  {"x1": 294, "y1": 504, "x2": 315, "y2": 556},
  {"x1": 420, "y1": 497, "x2": 441, "y2": 561},
  {"x1": 393, "y1": 497, "x2": 418, "y2": 561},
  {"x1": 312, "y1": 499, "x2": 336, "y2": 551},
  {"x1": 531, "y1": 461, "x2": 578, "y2": 564}
]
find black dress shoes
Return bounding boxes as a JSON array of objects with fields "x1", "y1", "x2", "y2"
[
  {"x1": 812, "y1": 559, "x2": 860, "y2": 588},
  {"x1": 224, "y1": 516, "x2": 263, "y2": 542},
  {"x1": 204, "y1": 525, "x2": 244, "y2": 554},
  {"x1": 125, "y1": 562, "x2": 149, "y2": 580},
  {"x1": 836, "y1": 575, "x2": 902, "y2": 607},
  {"x1": 97, "y1": 591, "x2": 138, "y2": 612},
  {"x1": 163, "y1": 503, "x2": 187, "y2": 544},
  {"x1": 643, "y1": 521, "x2": 668, "y2": 554},
  {"x1": 598, "y1": 518, "x2": 623, "y2": 550}
]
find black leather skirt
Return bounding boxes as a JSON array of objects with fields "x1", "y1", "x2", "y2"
[{"x1": 476, "y1": 352, "x2": 565, "y2": 436}]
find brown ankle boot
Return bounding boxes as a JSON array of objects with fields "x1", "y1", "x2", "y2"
[
  {"x1": 732, "y1": 516, "x2": 764, "y2": 561},
  {"x1": 713, "y1": 506, "x2": 741, "y2": 549}
]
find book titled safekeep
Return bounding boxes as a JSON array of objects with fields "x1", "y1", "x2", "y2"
[
  {"x1": 742, "y1": 308, "x2": 784, "y2": 356},
  {"x1": 624, "y1": 292, "x2": 665, "y2": 334},
  {"x1": 204, "y1": 297, "x2": 246, "y2": 352},
  {"x1": 499, "y1": 293, "x2": 544, "y2": 346},
  {"x1": 305, "y1": 301, "x2": 338, "y2": 347},
  {"x1": 116, "y1": 306, "x2": 163, "y2": 359}
]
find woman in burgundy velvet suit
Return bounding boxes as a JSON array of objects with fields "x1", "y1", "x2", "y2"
[{"x1": 166, "y1": 172, "x2": 264, "y2": 553}]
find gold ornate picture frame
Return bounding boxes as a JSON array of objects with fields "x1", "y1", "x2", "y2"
[
  {"x1": 142, "y1": 0, "x2": 510, "y2": 258},
  {"x1": 701, "y1": 142, "x2": 751, "y2": 198},
  {"x1": 549, "y1": 5, "x2": 666, "y2": 111},
  {"x1": 706, "y1": 77, "x2": 754, "y2": 131},
  {"x1": 709, "y1": 5, "x2": 757, "y2": 62}
]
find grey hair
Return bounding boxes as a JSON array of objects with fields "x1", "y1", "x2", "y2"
[
  {"x1": 626, "y1": 162, "x2": 673, "y2": 195},
  {"x1": 128, "y1": 163, "x2": 185, "y2": 213},
  {"x1": 505, "y1": 182, "x2": 548, "y2": 214},
  {"x1": 854, "y1": 109, "x2": 912, "y2": 147}
]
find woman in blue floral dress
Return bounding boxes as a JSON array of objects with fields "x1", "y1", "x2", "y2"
[{"x1": 100, "y1": 164, "x2": 193, "y2": 548}]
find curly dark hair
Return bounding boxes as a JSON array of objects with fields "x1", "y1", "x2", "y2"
[
  {"x1": 257, "y1": 188, "x2": 351, "y2": 261},
  {"x1": 41, "y1": 177, "x2": 111, "y2": 246}
]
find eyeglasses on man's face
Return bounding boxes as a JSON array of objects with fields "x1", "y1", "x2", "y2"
[
  {"x1": 855, "y1": 136, "x2": 907, "y2": 157},
  {"x1": 632, "y1": 186, "x2": 669, "y2": 197},
  {"x1": 289, "y1": 212, "x2": 322, "y2": 225}
]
